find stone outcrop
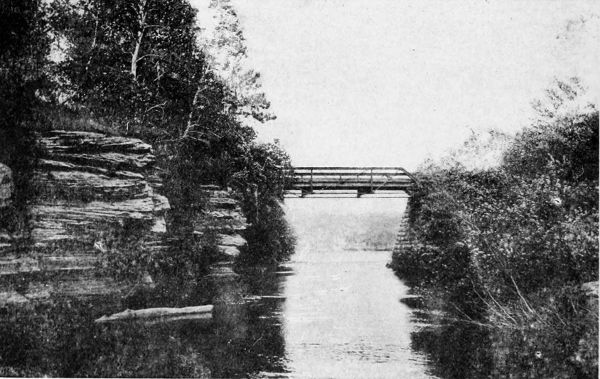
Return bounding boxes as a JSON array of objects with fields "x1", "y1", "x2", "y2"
[
  {"x1": 0, "y1": 130, "x2": 250, "y2": 306},
  {"x1": 0, "y1": 164, "x2": 14, "y2": 254},
  {"x1": 0, "y1": 164, "x2": 13, "y2": 208},
  {"x1": 193, "y1": 185, "x2": 248, "y2": 278},
  {"x1": 0, "y1": 131, "x2": 170, "y2": 305}
]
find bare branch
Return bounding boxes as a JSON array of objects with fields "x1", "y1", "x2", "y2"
[{"x1": 145, "y1": 101, "x2": 167, "y2": 114}]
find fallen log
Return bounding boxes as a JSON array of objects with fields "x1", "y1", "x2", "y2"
[{"x1": 95, "y1": 305, "x2": 213, "y2": 323}]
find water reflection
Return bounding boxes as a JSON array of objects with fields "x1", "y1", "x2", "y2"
[
  {"x1": 275, "y1": 249, "x2": 434, "y2": 378},
  {"x1": 0, "y1": 197, "x2": 474, "y2": 377},
  {"x1": 409, "y1": 316, "x2": 493, "y2": 379},
  {"x1": 204, "y1": 272, "x2": 288, "y2": 378}
]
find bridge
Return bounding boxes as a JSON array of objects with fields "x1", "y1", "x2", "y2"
[{"x1": 283, "y1": 167, "x2": 415, "y2": 198}]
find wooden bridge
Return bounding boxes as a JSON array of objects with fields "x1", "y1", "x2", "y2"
[{"x1": 284, "y1": 167, "x2": 415, "y2": 198}]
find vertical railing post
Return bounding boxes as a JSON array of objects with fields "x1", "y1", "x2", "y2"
[
  {"x1": 310, "y1": 167, "x2": 313, "y2": 193},
  {"x1": 370, "y1": 168, "x2": 373, "y2": 193}
]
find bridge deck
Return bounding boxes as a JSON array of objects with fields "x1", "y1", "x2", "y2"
[{"x1": 284, "y1": 167, "x2": 414, "y2": 197}]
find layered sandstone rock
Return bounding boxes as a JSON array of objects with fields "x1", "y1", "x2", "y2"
[
  {"x1": 0, "y1": 131, "x2": 170, "y2": 305},
  {"x1": 0, "y1": 164, "x2": 14, "y2": 254},
  {"x1": 0, "y1": 164, "x2": 12, "y2": 208},
  {"x1": 193, "y1": 185, "x2": 248, "y2": 278},
  {"x1": 0, "y1": 130, "x2": 250, "y2": 305}
]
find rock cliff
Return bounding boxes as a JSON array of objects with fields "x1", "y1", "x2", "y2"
[
  {"x1": 0, "y1": 131, "x2": 170, "y2": 304},
  {"x1": 0, "y1": 164, "x2": 12, "y2": 208},
  {"x1": 193, "y1": 185, "x2": 247, "y2": 278},
  {"x1": 0, "y1": 130, "x2": 249, "y2": 306}
]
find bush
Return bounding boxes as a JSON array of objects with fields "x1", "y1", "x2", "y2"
[
  {"x1": 231, "y1": 142, "x2": 296, "y2": 265},
  {"x1": 391, "y1": 89, "x2": 598, "y2": 374}
]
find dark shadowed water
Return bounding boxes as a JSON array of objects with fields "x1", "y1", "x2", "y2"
[
  {"x1": 207, "y1": 198, "x2": 440, "y2": 378},
  {"x1": 0, "y1": 198, "x2": 498, "y2": 377},
  {"x1": 229, "y1": 249, "x2": 435, "y2": 378}
]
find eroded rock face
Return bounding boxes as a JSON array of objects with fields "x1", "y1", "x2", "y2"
[
  {"x1": 193, "y1": 186, "x2": 248, "y2": 278},
  {"x1": 0, "y1": 131, "x2": 170, "y2": 305},
  {"x1": 0, "y1": 130, "x2": 250, "y2": 305},
  {"x1": 0, "y1": 164, "x2": 13, "y2": 208},
  {"x1": 0, "y1": 164, "x2": 16, "y2": 258}
]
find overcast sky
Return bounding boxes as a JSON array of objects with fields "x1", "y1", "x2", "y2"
[{"x1": 193, "y1": 0, "x2": 599, "y2": 170}]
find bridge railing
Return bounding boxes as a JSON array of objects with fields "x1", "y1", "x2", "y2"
[{"x1": 283, "y1": 166, "x2": 415, "y2": 196}]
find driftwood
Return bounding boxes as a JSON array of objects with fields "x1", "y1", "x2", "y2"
[{"x1": 95, "y1": 305, "x2": 213, "y2": 323}]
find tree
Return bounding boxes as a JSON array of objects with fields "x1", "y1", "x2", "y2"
[
  {"x1": 51, "y1": 0, "x2": 210, "y2": 137},
  {"x1": 231, "y1": 141, "x2": 295, "y2": 264},
  {"x1": 0, "y1": 0, "x2": 51, "y2": 230},
  {"x1": 198, "y1": 0, "x2": 275, "y2": 123},
  {"x1": 504, "y1": 79, "x2": 598, "y2": 183}
]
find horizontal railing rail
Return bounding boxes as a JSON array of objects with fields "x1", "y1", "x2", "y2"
[{"x1": 283, "y1": 166, "x2": 415, "y2": 197}]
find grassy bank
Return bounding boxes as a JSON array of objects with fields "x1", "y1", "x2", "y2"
[{"x1": 391, "y1": 81, "x2": 598, "y2": 377}]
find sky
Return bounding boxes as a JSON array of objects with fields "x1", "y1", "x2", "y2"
[{"x1": 192, "y1": 0, "x2": 599, "y2": 170}]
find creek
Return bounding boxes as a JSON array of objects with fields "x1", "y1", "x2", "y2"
[
  {"x1": 203, "y1": 198, "x2": 444, "y2": 378},
  {"x1": 0, "y1": 198, "x2": 493, "y2": 378}
]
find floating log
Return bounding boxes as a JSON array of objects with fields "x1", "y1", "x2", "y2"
[{"x1": 95, "y1": 305, "x2": 213, "y2": 323}]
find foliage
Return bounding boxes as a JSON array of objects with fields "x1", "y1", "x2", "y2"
[
  {"x1": 94, "y1": 214, "x2": 221, "y2": 284},
  {"x1": 0, "y1": 0, "x2": 292, "y2": 375},
  {"x1": 0, "y1": 0, "x2": 51, "y2": 241},
  {"x1": 230, "y1": 142, "x2": 296, "y2": 264},
  {"x1": 42, "y1": 0, "x2": 293, "y2": 271},
  {"x1": 0, "y1": 298, "x2": 212, "y2": 377},
  {"x1": 0, "y1": 0, "x2": 294, "y2": 293},
  {"x1": 504, "y1": 79, "x2": 598, "y2": 183},
  {"x1": 49, "y1": 0, "x2": 209, "y2": 137},
  {"x1": 95, "y1": 219, "x2": 152, "y2": 281},
  {"x1": 394, "y1": 81, "x2": 598, "y2": 294},
  {"x1": 391, "y1": 81, "x2": 598, "y2": 374},
  {"x1": 199, "y1": 0, "x2": 275, "y2": 123},
  {"x1": 488, "y1": 286, "x2": 598, "y2": 378}
]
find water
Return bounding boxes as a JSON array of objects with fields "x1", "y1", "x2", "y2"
[
  {"x1": 207, "y1": 197, "x2": 438, "y2": 378},
  {"x1": 2, "y1": 197, "x2": 593, "y2": 377},
  {"x1": 0, "y1": 198, "x2": 489, "y2": 377},
  {"x1": 189, "y1": 197, "x2": 438, "y2": 377},
  {"x1": 263, "y1": 249, "x2": 433, "y2": 378}
]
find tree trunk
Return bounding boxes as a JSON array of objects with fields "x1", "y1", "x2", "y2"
[
  {"x1": 182, "y1": 84, "x2": 202, "y2": 139},
  {"x1": 131, "y1": 0, "x2": 148, "y2": 80},
  {"x1": 182, "y1": 66, "x2": 210, "y2": 139}
]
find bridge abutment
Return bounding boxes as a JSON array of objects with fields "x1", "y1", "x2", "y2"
[{"x1": 393, "y1": 202, "x2": 414, "y2": 256}]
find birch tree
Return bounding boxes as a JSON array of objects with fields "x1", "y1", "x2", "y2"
[{"x1": 198, "y1": 0, "x2": 275, "y2": 123}]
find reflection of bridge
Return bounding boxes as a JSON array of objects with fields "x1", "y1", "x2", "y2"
[{"x1": 284, "y1": 167, "x2": 416, "y2": 198}]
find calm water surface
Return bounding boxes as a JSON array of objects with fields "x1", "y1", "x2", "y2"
[
  {"x1": 204, "y1": 198, "x2": 440, "y2": 378},
  {"x1": 239, "y1": 248, "x2": 436, "y2": 378},
  {"x1": 2, "y1": 199, "x2": 478, "y2": 377},
  {"x1": 3, "y1": 198, "x2": 587, "y2": 377}
]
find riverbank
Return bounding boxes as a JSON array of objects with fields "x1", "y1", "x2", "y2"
[
  {"x1": 0, "y1": 0, "x2": 298, "y2": 373},
  {"x1": 390, "y1": 97, "x2": 598, "y2": 377},
  {"x1": 0, "y1": 127, "x2": 295, "y2": 377}
]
